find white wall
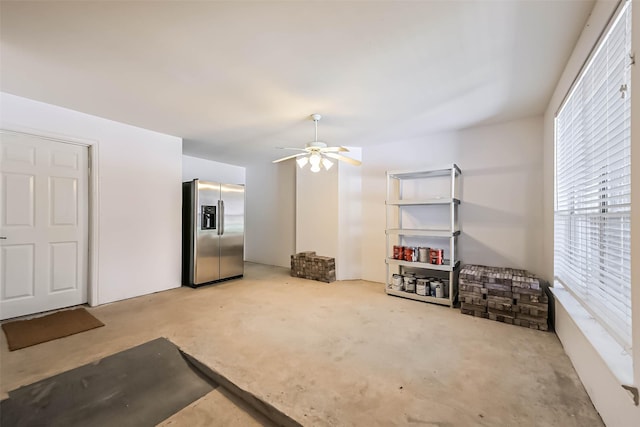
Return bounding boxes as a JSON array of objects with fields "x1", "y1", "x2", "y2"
[
  {"x1": 337, "y1": 148, "x2": 362, "y2": 280},
  {"x1": 295, "y1": 148, "x2": 362, "y2": 280},
  {"x1": 296, "y1": 162, "x2": 339, "y2": 261},
  {"x1": 543, "y1": 1, "x2": 640, "y2": 425},
  {"x1": 182, "y1": 154, "x2": 245, "y2": 185},
  {"x1": 244, "y1": 160, "x2": 296, "y2": 268},
  {"x1": 361, "y1": 116, "x2": 544, "y2": 284},
  {"x1": 0, "y1": 92, "x2": 183, "y2": 305}
]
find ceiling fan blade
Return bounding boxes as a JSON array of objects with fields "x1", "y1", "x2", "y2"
[
  {"x1": 321, "y1": 146, "x2": 349, "y2": 153},
  {"x1": 272, "y1": 153, "x2": 307, "y2": 163},
  {"x1": 324, "y1": 152, "x2": 362, "y2": 166},
  {"x1": 276, "y1": 147, "x2": 308, "y2": 152}
]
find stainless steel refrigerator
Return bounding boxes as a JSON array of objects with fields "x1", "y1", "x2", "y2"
[{"x1": 182, "y1": 179, "x2": 244, "y2": 287}]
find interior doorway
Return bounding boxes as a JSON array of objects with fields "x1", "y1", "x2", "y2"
[{"x1": 1, "y1": 130, "x2": 93, "y2": 320}]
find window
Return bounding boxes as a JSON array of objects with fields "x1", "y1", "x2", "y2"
[{"x1": 554, "y1": 0, "x2": 632, "y2": 349}]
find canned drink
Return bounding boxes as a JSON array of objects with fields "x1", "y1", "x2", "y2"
[
  {"x1": 393, "y1": 245, "x2": 404, "y2": 260},
  {"x1": 429, "y1": 248, "x2": 444, "y2": 265},
  {"x1": 418, "y1": 247, "x2": 429, "y2": 263},
  {"x1": 404, "y1": 247, "x2": 415, "y2": 262}
]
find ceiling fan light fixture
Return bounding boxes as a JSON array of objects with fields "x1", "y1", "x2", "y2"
[
  {"x1": 296, "y1": 156, "x2": 309, "y2": 168},
  {"x1": 309, "y1": 153, "x2": 322, "y2": 167},
  {"x1": 322, "y1": 158, "x2": 333, "y2": 170},
  {"x1": 272, "y1": 113, "x2": 361, "y2": 169}
]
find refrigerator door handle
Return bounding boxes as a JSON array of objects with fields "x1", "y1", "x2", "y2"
[
  {"x1": 217, "y1": 200, "x2": 222, "y2": 235},
  {"x1": 220, "y1": 200, "x2": 225, "y2": 235}
]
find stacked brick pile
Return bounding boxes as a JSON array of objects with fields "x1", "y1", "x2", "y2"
[
  {"x1": 290, "y1": 251, "x2": 336, "y2": 283},
  {"x1": 459, "y1": 264, "x2": 549, "y2": 331}
]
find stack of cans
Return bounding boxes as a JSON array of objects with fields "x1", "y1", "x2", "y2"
[
  {"x1": 392, "y1": 245, "x2": 445, "y2": 265},
  {"x1": 389, "y1": 275, "x2": 448, "y2": 299}
]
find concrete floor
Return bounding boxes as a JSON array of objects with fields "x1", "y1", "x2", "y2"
[{"x1": 1, "y1": 262, "x2": 603, "y2": 426}]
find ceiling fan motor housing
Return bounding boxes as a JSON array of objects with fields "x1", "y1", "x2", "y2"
[{"x1": 306, "y1": 141, "x2": 327, "y2": 150}]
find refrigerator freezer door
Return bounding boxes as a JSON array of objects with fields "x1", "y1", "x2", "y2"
[
  {"x1": 219, "y1": 183, "x2": 244, "y2": 279},
  {"x1": 194, "y1": 180, "x2": 221, "y2": 284}
]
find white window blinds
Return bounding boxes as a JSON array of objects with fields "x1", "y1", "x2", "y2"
[{"x1": 554, "y1": 0, "x2": 632, "y2": 349}]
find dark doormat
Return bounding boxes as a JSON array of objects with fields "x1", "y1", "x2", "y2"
[
  {"x1": 0, "y1": 338, "x2": 217, "y2": 427},
  {"x1": 2, "y1": 308, "x2": 104, "y2": 351}
]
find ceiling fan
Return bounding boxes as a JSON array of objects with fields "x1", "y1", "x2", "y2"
[{"x1": 272, "y1": 114, "x2": 361, "y2": 172}]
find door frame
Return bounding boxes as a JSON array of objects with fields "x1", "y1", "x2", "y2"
[{"x1": 1, "y1": 126, "x2": 100, "y2": 306}]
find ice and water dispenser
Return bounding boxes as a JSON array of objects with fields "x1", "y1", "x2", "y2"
[{"x1": 201, "y1": 205, "x2": 216, "y2": 230}]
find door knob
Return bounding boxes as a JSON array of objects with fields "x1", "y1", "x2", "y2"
[{"x1": 0, "y1": 237, "x2": 6, "y2": 240}]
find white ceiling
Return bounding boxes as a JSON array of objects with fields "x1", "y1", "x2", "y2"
[{"x1": 0, "y1": 0, "x2": 594, "y2": 166}]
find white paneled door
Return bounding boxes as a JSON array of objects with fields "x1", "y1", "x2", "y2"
[{"x1": 0, "y1": 131, "x2": 88, "y2": 320}]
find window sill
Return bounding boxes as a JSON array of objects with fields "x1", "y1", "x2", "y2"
[{"x1": 551, "y1": 282, "x2": 634, "y2": 388}]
